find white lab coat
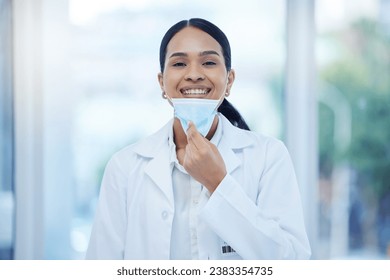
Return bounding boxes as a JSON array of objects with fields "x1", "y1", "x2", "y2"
[{"x1": 86, "y1": 114, "x2": 311, "y2": 260}]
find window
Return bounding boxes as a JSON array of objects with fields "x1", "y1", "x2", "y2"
[
  {"x1": 316, "y1": 0, "x2": 390, "y2": 259},
  {"x1": 0, "y1": 0, "x2": 14, "y2": 260}
]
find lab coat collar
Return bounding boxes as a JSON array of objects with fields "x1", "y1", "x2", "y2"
[
  {"x1": 218, "y1": 114, "x2": 254, "y2": 174},
  {"x1": 219, "y1": 113, "x2": 254, "y2": 150},
  {"x1": 132, "y1": 114, "x2": 253, "y2": 158},
  {"x1": 132, "y1": 114, "x2": 254, "y2": 202},
  {"x1": 132, "y1": 118, "x2": 174, "y2": 159}
]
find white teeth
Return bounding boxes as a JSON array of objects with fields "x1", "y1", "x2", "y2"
[{"x1": 182, "y1": 89, "x2": 208, "y2": 95}]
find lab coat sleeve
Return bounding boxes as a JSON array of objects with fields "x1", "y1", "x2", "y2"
[
  {"x1": 85, "y1": 155, "x2": 128, "y2": 259},
  {"x1": 199, "y1": 139, "x2": 311, "y2": 259}
]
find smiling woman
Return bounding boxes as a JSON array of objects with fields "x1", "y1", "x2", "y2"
[
  {"x1": 159, "y1": 20, "x2": 249, "y2": 136},
  {"x1": 158, "y1": 22, "x2": 239, "y2": 140},
  {"x1": 86, "y1": 18, "x2": 311, "y2": 260}
]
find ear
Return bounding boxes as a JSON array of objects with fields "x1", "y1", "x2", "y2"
[
  {"x1": 226, "y1": 69, "x2": 235, "y2": 95},
  {"x1": 157, "y1": 72, "x2": 164, "y2": 91}
]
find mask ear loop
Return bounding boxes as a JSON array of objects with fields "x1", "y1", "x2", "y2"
[
  {"x1": 215, "y1": 92, "x2": 225, "y2": 111},
  {"x1": 163, "y1": 92, "x2": 174, "y2": 106}
]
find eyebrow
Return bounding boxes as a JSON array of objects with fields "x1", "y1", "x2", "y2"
[
  {"x1": 169, "y1": 50, "x2": 220, "y2": 58},
  {"x1": 200, "y1": 50, "x2": 220, "y2": 57}
]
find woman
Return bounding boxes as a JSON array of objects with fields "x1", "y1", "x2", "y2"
[{"x1": 86, "y1": 18, "x2": 311, "y2": 260}]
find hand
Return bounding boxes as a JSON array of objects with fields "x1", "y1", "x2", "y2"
[{"x1": 183, "y1": 122, "x2": 227, "y2": 193}]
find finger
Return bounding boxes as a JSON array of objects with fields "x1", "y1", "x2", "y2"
[
  {"x1": 187, "y1": 122, "x2": 209, "y2": 150},
  {"x1": 186, "y1": 121, "x2": 198, "y2": 137},
  {"x1": 185, "y1": 139, "x2": 194, "y2": 157},
  {"x1": 184, "y1": 141, "x2": 195, "y2": 169}
]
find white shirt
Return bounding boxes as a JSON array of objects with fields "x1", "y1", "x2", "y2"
[{"x1": 168, "y1": 116, "x2": 222, "y2": 259}]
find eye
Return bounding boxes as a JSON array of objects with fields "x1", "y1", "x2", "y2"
[
  {"x1": 203, "y1": 61, "x2": 216, "y2": 66},
  {"x1": 172, "y1": 62, "x2": 186, "y2": 67}
]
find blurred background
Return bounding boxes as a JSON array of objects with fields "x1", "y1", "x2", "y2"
[{"x1": 0, "y1": 0, "x2": 389, "y2": 259}]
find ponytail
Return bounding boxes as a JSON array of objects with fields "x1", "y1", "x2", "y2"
[{"x1": 218, "y1": 99, "x2": 250, "y2": 131}]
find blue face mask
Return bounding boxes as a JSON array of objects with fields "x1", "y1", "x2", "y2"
[{"x1": 169, "y1": 97, "x2": 223, "y2": 136}]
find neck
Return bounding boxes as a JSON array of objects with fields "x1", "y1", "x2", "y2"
[{"x1": 173, "y1": 115, "x2": 219, "y2": 148}]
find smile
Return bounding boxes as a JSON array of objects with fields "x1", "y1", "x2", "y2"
[{"x1": 181, "y1": 88, "x2": 211, "y2": 95}]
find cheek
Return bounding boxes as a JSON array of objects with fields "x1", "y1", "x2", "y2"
[
  {"x1": 208, "y1": 67, "x2": 228, "y2": 80},
  {"x1": 163, "y1": 71, "x2": 181, "y2": 87},
  {"x1": 211, "y1": 72, "x2": 228, "y2": 89}
]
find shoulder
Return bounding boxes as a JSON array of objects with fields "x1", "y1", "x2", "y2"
[
  {"x1": 245, "y1": 128, "x2": 285, "y2": 148},
  {"x1": 220, "y1": 114, "x2": 286, "y2": 152},
  {"x1": 241, "y1": 130, "x2": 291, "y2": 167},
  {"x1": 228, "y1": 127, "x2": 296, "y2": 183}
]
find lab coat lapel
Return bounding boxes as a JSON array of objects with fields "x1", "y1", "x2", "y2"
[
  {"x1": 133, "y1": 120, "x2": 174, "y2": 207},
  {"x1": 144, "y1": 146, "x2": 174, "y2": 207},
  {"x1": 218, "y1": 114, "x2": 253, "y2": 174},
  {"x1": 219, "y1": 141, "x2": 241, "y2": 174}
]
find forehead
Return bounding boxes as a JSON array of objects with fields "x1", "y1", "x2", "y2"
[{"x1": 166, "y1": 26, "x2": 223, "y2": 57}]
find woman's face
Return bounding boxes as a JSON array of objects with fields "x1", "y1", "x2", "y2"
[{"x1": 158, "y1": 26, "x2": 235, "y2": 100}]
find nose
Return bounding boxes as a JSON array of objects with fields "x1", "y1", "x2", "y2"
[{"x1": 184, "y1": 64, "x2": 204, "y2": 81}]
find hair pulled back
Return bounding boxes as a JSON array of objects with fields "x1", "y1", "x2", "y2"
[{"x1": 159, "y1": 18, "x2": 250, "y2": 131}]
